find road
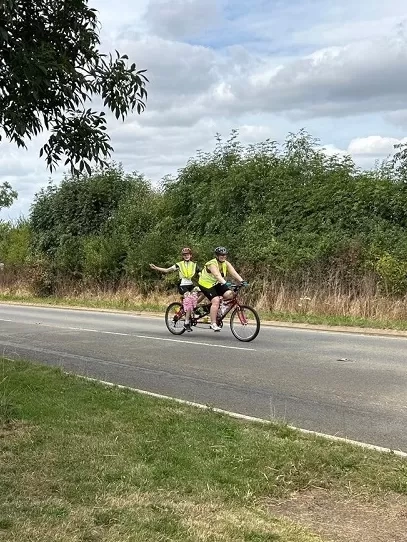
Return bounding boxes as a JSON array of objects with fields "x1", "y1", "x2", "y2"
[{"x1": 0, "y1": 303, "x2": 406, "y2": 452}]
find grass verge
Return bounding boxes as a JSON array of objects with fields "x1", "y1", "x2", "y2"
[{"x1": 1, "y1": 359, "x2": 406, "y2": 541}]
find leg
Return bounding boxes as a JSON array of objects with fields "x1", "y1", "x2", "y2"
[
  {"x1": 215, "y1": 283, "x2": 235, "y2": 304},
  {"x1": 222, "y1": 289, "x2": 235, "y2": 301},
  {"x1": 183, "y1": 292, "x2": 192, "y2": 327},
  {"x1": 179, "y1": 285, "x2": 194, "y2": 331},
  {"x1": 196, "y1": 292, "x2": 206, "y2": 304},
  {"x1": 209, "y1": 296, "x2": 221, "y2": 325},
  {"x1": 197, "y1": 285, "x2": 222, "y2": 331}
]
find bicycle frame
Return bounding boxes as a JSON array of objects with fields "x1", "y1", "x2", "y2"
[
  {"x1": 174, "y1": 285, "x2": 247, "y2": 327},
  {"x1": 165, "y1": 283, "x2": 260, "y2": 341},
  {"x1": 215, "y1": 286, "x2": 248, "y2": 325}
]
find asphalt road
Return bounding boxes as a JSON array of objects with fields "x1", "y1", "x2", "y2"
[{"x1": 1, "y1": 303, "x2": 406, "y2": 452}]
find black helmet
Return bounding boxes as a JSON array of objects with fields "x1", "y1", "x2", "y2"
[{"x1": 214, "y1": 246, "x2": 228, "y2": 255}]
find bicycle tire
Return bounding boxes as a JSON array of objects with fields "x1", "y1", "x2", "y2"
[
  {"x1": 165, "y1": 302, "x2": 186, "y2": 335},
  {"x1": 229, "y1": 305, "x2": 260, "y2": 342}
]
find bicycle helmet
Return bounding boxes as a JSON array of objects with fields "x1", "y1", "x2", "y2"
[
  {"x1": 181, "y1": 247, "x2": 192, "y2": 255},
  {"x1": 214, "y1": 246, "x2": 228, "y2": 255}
]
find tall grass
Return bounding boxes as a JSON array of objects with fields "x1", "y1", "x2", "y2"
[
  {"x1": 254, "y1": 274, "x2": 407, "y2": 321},
  {"x1": 1, "y1": 267, "x2": 407, "y2": 323}
]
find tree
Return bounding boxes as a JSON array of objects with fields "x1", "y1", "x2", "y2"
[
  {"x1": 0, "y1": 0, "x2": 148, "y2": 174},
  {"x1": 0, "y1": 181, "x2": 17, "y2": 209},
  {"x1": 30, "y1": 163, "x2": 136, "y2": 255}
]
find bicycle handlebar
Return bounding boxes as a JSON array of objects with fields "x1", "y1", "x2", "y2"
[{"x1": 230, "y1": 282, "x2": 249, "y2": 290}]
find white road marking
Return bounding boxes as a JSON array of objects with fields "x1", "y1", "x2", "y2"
[
  {"x1": 136, "y1": 334, "x2": 256, "y2": 351},
  {"x1": 0, "y1": 319, "x2": 256, "y2": 351},
  {"x1": 75, "y1": 375, "x2": 407, "y2": 458}
]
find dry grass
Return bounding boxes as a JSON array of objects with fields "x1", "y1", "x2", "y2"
[
  {"x1": 267, "y1": 489, "x2": 407, "y2": 542},
  {"x1": 1, "y1": 268, "x2": 407, "y2": 325},
  {"x1": 255, "y1": 277, "x2": 407, "y2": 321}
]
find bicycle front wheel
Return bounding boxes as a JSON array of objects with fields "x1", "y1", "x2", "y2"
[
  {"x1": 165, "y1": 302, "x2": 186, "y2": 335},
  {"x1": 230, "y1": 305, "x2": 260, "y2": 342}
]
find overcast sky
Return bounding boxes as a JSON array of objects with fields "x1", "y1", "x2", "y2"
[{"x1": 1, "y1": 0, "x2": 407, "y2": 220}]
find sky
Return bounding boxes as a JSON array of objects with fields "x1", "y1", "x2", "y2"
[{"x1": 1, "y1": 0, "x2": 407, "y2": 220}]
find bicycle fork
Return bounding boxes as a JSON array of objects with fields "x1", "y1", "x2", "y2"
[{"x1": 236, "y1": 306, "x2": 248, "y2": 325}]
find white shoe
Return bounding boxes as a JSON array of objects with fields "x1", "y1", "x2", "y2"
[{"x1": 210, "y1": 323, "x2": 221, "y2": 332}]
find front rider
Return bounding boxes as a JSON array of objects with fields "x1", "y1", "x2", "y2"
[{"x1": 198, "y1": 246, "x2": 245, "y2": 332}]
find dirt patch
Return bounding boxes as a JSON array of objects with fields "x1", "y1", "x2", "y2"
[
  {"x1": 0, "y1": 421, "x2": 30, "y2": 439},
  {"x1": 266, "y1": 489, "x2": 407, "y2": 542}
]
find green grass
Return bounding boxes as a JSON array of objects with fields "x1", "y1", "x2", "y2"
[
  {"x1": 1, "y1": 359, "x2": 406, "y2": 541},
  {"x1": 261, "y1": 310, "x2": 407, "y2": 331},
  {"x1": 0, "y1": 293, "x2": 166, "y2": 313},
  {"x1": 1, "y1": 293, "x2": 407, "y2": 331}
]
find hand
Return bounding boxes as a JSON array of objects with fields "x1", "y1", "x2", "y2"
[
  {"x1": 149, "y1": 263, "x2": 157, "y2": 270},
  {"x1": 240, "y1": 280, "x2": 249, "y2": 287},
  {"x1": 224, "y1": 281, "x2": 232, "y2": 287}
]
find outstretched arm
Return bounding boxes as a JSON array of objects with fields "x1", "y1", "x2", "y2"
[{"x1": 149, "y1": 263, "x2": 176, "y2": 274}]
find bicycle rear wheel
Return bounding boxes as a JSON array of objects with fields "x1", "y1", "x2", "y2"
[
  {"x1": 165, "y1": 302, "x2": 186, "y2": 335},
  {"x1": 229, "y1": 305, "x2": 260, "y2": 342}
]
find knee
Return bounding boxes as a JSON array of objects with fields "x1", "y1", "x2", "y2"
[{"x1": 211, "y1": 297, "x2": 220, "y2": 308}]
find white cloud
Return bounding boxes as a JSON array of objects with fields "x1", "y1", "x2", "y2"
[
  {"x1": 321, "y1": 135, "x2": 407, "y2": 171},
  {"x1": 348, "y1": 136, "x2": 407, "y2": 156},
  {"x1": 221, "y1": 34, "x2": 407, "y2": 118},
  {"x1": 321, "y1": 144, "x2": 348, "y2": 158}
]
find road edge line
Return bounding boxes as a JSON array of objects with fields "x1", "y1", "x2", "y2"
[{"x1": 72, "y1": 374, "x2": 407, "y2": 459}]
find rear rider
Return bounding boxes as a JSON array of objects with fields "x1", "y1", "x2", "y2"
[
  {"x1": 149, "y1": 247, "x2": 201, "y2": 331},
  {"x1": 198, "y1": 246, "x2": 245, "y2": 332}
]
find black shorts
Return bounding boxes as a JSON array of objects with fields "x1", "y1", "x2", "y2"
[
  {"x1": 198, "y1": 283, "x2": 229, "y2": 300},
  {"x1": 178, "y1": 284, "x2": 195, "y2": 296}
]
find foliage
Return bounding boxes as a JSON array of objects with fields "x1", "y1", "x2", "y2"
[
  {"x1": 30, "y1": 164, "x2": 134, "y2": 254},
  {"x1": 375, "y1": 252, "x2": 407, "y2": 296},
  {"x1": 0, "y1": 182, "x2": 17, "y2": 209},
  {"x1": 17, "y1": 129, "x2": 407, "y2": 296},
  {"x1": 29, "y1": 164, "x2": 162, "y2": 282},
  {"x1": 0, "y1": 0, "x2": 147, "y2": 174},
  {"x1": 0, "y1": 218, "x2": 30, "y2": 264}
]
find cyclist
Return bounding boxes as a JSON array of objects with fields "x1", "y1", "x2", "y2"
[
  {"x1": 198, "y1": 246, "x2": 245, "y2": 332},
  {"x1": 150, "y1": 247, "x2": 201, "y2": 331}
]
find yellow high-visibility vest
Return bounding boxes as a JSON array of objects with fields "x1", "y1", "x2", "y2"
[
  {"x1": 176, "y1": 260, "x2": 197, "y2": 280},
  {"x1": 198, "y1": 258, "x2": 227, "y2": 288}
]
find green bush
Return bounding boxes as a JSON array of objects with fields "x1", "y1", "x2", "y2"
[{"x1": 9, "y1": 130, "x2": 406, "y2": 298}]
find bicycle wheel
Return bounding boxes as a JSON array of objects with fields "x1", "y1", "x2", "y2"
[
  {"x1": 229, "y1": 305, "x2": 260, "y2": 342},
  {"x1": 165, "y1": 302, "x2": 186, "y2": 335}
]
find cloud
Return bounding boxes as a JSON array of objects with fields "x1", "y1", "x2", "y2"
[
  {"x1": 117, "y1": 21, "x2": 407, "y2": 124},
  {"x1": 385, "y1": 109, "x2": 407, "y2": 129},
  {"x1": 321, "y1": 135, "x2": 407, "y2": 171},
  {"x1": 218, "y1": 33, "x2": 407, "y2": 118},
  {"x1": 117, "y1": 36, "x2": 219, "y2": 106},
  {"x1": 347, "y1": 136, "x2": 407, "y2": 156},
  {"x1": 143, "y1": 0, "x2": 222, "y2": 40}
]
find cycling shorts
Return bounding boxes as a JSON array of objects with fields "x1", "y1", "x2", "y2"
[{"x1": 198, "y1": 282, "x2": 229, "y2": 300}]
